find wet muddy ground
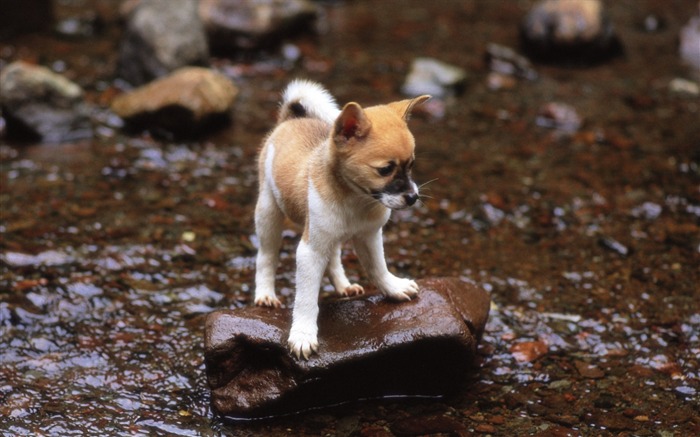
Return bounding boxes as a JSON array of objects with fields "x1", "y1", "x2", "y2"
[{"x1": 1, "y1": 1, "x2": 699, "y2": 435}]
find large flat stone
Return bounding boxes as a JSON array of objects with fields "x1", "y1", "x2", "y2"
[{"x1": 204, "y1": 277, "x2": 490, "y2": 419}]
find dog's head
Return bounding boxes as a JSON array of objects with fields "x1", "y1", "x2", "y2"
[{"x1": 332, "y1": 95, "x2": 430, "y2": 210}]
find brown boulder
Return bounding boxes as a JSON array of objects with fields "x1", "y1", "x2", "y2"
[
  {"x1": 110, "y1": 67, "x2": 237, "y2": 138},
  {"x1": 204, "y1": 277, "x2": 490, "y2": 419}
]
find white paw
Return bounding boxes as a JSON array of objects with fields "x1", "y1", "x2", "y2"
[
  {"x1": 288, "y1": 328, "x2": 318, "y2": 360},
  {"x1": 338, "y1": 283, "x2": 365, "y2": 297},
  {"x1": 381, "y1": 277, "x2": 419, "y2": 301},
  {"x1": 254, "y1": 294, "x2": 281, "y2": 308}
]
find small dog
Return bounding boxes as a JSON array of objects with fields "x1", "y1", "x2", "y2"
[{"x1": 253, "y1": 80, "x2": 430, "y2": 359}]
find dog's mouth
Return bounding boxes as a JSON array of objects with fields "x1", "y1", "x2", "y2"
[{"x1": 371, "y1": 190, "x2": 419, "y2": 210}]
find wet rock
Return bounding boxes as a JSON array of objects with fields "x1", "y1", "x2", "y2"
[
  {"x1": 110, "y1": 67, "x2": 238, "y2": 138},
  {"x1": 117, "y1": 0, "x2": 209, "y2": 86},
  {"x1": 0, "y1": 61, "x2": 92, "y2": 143},
  {"x1": 204, "y1": 277, "x2": 490, "y2": 419},
  {"x1": 401, "y1": 58, "x2": 467, "y2": 98},
  {"x1": 520, "y1": 0, "x2": 623, "y2": 64},
  {"x1": 679, "y1": 8, "x2": 700, "y2": 74},
  {"x1": 199, "y1": 0, "x2": 318, "y2": 53},
  {"x1": 485, "y1": 43, "x2": 538, "y2": 81},
  {"x1": 0, "y1": 0, "x2": 53, "y2": 39},
  {"x1": 535, "y1": 102, "x2": 582, "y2": 133}
]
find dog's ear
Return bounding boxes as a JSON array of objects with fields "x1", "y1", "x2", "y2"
[
  {"x1": 388, "y1": 95, "x2": 431, "y2": 121},
  {"x1": 334, "y1": 102, "x2": 372, "y2": 144}
]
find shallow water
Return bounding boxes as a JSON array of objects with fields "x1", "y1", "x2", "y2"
[{"x1": 2, "y1": 0, "x2": 699, "y2": 435}]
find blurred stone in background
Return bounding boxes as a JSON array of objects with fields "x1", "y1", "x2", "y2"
[
  {"x1": 0, "y1": 61, "x2": 93, "y2": 143},
  {"x1": 110, "y1": 67, "x2": 238, "y2": 139},
  {"x1": 200, "y1": 0, "x2": 318, "y2": 53},
  {"x1": 520, "y1": 0, "x2": 623, "y2": 64},
  {"x1": 117, "y1": 0, "x2": 210, "y2": 86}
]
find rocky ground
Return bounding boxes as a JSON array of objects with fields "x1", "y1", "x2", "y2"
[{"x1": 1, "y1": 0, "x2": 699, "y2": 436}]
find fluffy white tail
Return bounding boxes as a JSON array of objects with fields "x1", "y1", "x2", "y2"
[{"x1": 278, "y1": 80, "x2": 340, "y2": 125}]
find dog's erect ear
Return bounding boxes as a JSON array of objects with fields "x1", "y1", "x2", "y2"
[
  {"x1": 334, "y1": 102, "x2": 372, "y2": 144},
  {"x1": 388, "y1": 95, "x2": 431, "y2": 121}
]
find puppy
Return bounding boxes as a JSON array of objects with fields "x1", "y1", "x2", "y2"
[{"x1": 254, "y1": 80, "x2": 430, "y2": 359}]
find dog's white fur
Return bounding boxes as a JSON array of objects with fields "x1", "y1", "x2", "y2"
[{"x1": 254, "y1": 80, "x2": 430, "y2": 359}]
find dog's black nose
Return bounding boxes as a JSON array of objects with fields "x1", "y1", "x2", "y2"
[{"x1": 404, "y1": 192, "x2": 419, "y2": 206}]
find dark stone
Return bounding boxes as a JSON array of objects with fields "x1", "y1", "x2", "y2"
[
  {"x1": 0, "y1": 61, "x2": 92, "y2": 143},
  {"x1": 117, "y1": 0, "x2": 209, "y2": 86},
  {"x1": 0, "y1": 0, "x2": 53, "y2": 39},
  {"x1": 520, "y1": 0, "x2": 623, "y2": 65},
  {"x1": 204, "y1": 277, "x2": 490, "y2": 419},
  {"x1": 199, "y1": 0, "x2": 318, "y2": 53}
]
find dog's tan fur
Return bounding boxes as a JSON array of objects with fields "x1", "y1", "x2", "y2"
[{"x1": 253, "y1": 80, "x2": 429, "y2": 358}]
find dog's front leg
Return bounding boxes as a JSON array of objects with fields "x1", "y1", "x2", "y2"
[
  {"x1": 353, "y1": 229, "x2": 419, "y2": 301},
  {"x1": 288, "y1": 238, "x2": 331, "y2": 359}
]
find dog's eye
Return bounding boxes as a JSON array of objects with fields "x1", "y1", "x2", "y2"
[{"x1": 377, "y1": 163, "x2": 395, "y2": 177}]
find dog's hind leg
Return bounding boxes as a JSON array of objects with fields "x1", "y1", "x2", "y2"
[
  {"x1": 327, "y1": 243, "x2": 364, "y2": 297},
  {"x1": 253, "y1": 187, "x2": 284, "y2": 308}
]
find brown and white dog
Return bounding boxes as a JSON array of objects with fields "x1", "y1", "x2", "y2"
[{"x1": 253, "y1": 80, "x2": 430, "y2": 359}]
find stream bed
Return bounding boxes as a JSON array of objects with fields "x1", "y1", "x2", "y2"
[{"x1": 1, "y1": 1, "x2": 699, "y2": 435}]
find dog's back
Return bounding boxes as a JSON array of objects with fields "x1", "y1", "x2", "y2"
[{"x1": 258, "y1": 81, "x2": 339, "y2": 226}]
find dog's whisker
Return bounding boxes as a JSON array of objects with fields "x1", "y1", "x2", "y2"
[{"x1": 418, "y1": 178, "x2": 439, "y2": 190}]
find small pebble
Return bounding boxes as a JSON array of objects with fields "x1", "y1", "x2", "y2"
[
  {"x1": 669, "y1": 78, "x2": 700, "y2": 96},
  {"x1": 598, "y1": 236, "x2": 630, "y2": 257},
  {"x1": 402, "y1": 57, "x2": 467, "y2": 98},
  {"x1": 535, "y1": 102, "x2": 582, "y2": 132},
  {"x1": 485, "y1": 43, "x2": 538, "y2": 80}
]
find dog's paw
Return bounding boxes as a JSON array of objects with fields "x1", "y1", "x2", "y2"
[
  {"x1": 338, "y1": 283, "x2": 365, "y2": 297},
  {"x1": 288, "y1": 329, "x2": 318, "y2": 360},
  {"x1": 382, "y1": 277, "x2": 419, "y2": 302},
  {"x1": 254, "y1": 294, "x2": 282, "y2": 308}
]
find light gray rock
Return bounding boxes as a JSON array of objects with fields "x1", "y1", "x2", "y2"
[
  {"x1": 401, "y1": 58, "x2": 467, "y2": 98},
  {"x1": 0, "y1": 61, "x2": 92, "y2": 143},
  {"x1": 117, "y1": 0, "x2": 209, "y2": 86},
  {"x1": 679, "y1": 6, "x2": 700, "y2": 74}
]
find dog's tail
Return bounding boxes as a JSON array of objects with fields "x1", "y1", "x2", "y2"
[{"x1": 278, "y1": 80, "x2": 340, "y2": 125}]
